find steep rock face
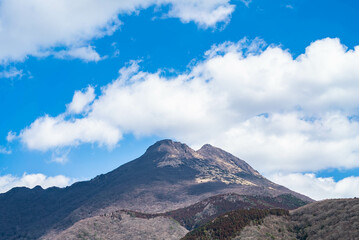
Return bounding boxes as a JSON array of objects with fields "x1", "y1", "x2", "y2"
[{"x1": 0, "y1": 139, "x2": 312, "y2": 240}]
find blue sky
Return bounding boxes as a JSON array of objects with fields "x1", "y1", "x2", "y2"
[{"x1": 1, "y1": 0, "x2": 359, "y2": 200}]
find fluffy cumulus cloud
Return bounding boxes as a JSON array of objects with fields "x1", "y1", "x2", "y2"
[
  {"x1": 166, "y1": 0, "x2": 234, "y2": 27},
  {"x1": 19, "y1": 38, "x2": 359, "y2": 178},
  {"x1": 0, "y1": 0, "x2": 235, "y2": 63},
  {"x1": 66, "y1": 86, "x2": 96, "y2": 114},
  {"x1": 21, "y1": 115, "x2": 121, "y2": 151},
  {"x1": 0, "y1": 173, "x2": 74, "y2": 194},
  {"x1": 54, "y1": 46, "x2": 103, "y2": 62},
  {"x1": 270, "y1": 173, "x2": 359, "y2": 200}
]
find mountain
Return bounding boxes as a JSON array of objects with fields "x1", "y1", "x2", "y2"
[
  {"x1": 0, "y1": 139, "x2": 311, "y2": 240},
  {"x1": 183, "y1": 198, "x2": 359, "y2": 240}
]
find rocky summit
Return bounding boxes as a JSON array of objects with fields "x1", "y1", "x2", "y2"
[{"x1": 0, "y1": 140, "x2": 312, "y2": 240}]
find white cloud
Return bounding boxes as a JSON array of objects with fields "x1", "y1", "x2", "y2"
[
  {"x1": 0, "y1": 67, "x2": 23, "y2": 79},
  {"x1": 213, "y1": 112, "x2": 359, "y2": 173},
  {"x1": 20, "y1": 115, "x2": 121, "y2": 151},
  {"x1": 0, "y1": 173, "x2": 74, "y2": 194},
  {"x1": 51, "y1": 149, "x2": 71, "y2": 164},
  {"x1": 0, "y1": 0, "x2": 235, "y2": 63},
  {"x1": 240, "y1": 0, "x2": 252, "y2": 7},
  {"x1": 54, "y1": 46, "x2": 103, "y2": 62},
  {"x1": 0, "y1": 146, "x2": 11, "y2": 154},
  {"x1": 166, "y1": 0, "x2": 235, "y2": 27},
  {"x1": 269, "y1": 173, "x2": 359, "y2": 200},
  {"x1": 6, "y1": 131, "x2": 17, "y2": 142},
  {"x1": 18, "y1": 38, "x2": 359, "y2": 176},
  {"x1": 286, "y1": 5, "x2": 294, "y2": 9},
  {"x1": 67, "y1": 86, "x2": 96, "y2": 114}
]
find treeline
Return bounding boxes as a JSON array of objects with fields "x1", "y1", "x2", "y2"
[{"x1": 181, "y1": 208, "x2": 289, "y2": 240}]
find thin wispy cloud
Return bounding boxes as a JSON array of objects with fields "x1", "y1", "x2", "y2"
[{"x1": 0, "y1": 67, "x2": 23, "y2": 79}]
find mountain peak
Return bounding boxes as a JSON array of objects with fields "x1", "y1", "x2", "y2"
[
  {"x1": 198, "y1": 143, "x2": 214, "y2": 150},
  {"x1": 197, "y1": 143, "x2": 233, "y2": 160},
  {"x1": 145, "y1": 139, "x2": 192, "y2": 154},
  {"x1": 197, "y1": 143, "x2": 218, "y2": 154},
  {"x1": 142, "y1": 140, "x2": 261, "y2": 184},
  {"x1": 143, "y1": 139, "x2": 201, "y2": 167}
]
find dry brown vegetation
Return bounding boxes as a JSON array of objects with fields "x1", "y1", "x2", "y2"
[
  {"x1": 236, "y1": 198, "x2": 359, "y2": 240},
  {"x1": 181, "y1": 209, "x2": 289, "y2": 240},
  {"x1": 40, "y1": 198, "x2": 359, "y2": 240},
  {"x1": 180, "y1": 198, "x2": 359, "y2": 240},
  {"x1": 163, "y1": 193, "x2": 307, "y2": 230},
  {"x1": 290, "y1": 198, "x2": 359, "y2": 240},
  {"x1": 41, "y1": 211, "x2": 188, "y2": 240},
  {"x1": 236, "y1": 215, "x2": 296, "y2": 240},
  {"x1": 42, "y1": 193, "x2": 306, "y2": 240}
]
